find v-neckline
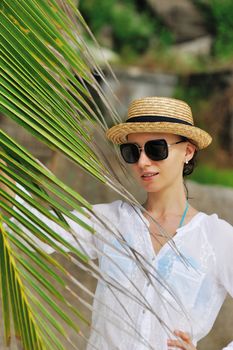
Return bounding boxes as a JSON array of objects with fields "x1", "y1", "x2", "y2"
[{"x1": 132, "y1": 204, "x2": 204, "y2": 258}]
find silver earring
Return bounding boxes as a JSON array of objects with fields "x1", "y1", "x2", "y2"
[{"x1": 185, "y1": 159, "x2": 189, "y2": 164}]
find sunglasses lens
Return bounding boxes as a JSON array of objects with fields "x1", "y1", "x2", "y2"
[
  {"x1": 145, "y1": 140, "x2": 168, "y2": 160},
  {"x1": 120, "y1": 144, "x2": 140, "y2": 163}
]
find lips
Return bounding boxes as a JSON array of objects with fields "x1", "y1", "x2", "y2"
[{"x1": 141, "y1": 172, "x2": 159, "y2": 181}]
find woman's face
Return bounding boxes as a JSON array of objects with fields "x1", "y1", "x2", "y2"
[{"x1": 126, "y1": 132, "x2": 196, "y2": 193}]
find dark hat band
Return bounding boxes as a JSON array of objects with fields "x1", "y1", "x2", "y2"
[{"x1": 126, "y1": 115, "x2": 193, "y2": 126}]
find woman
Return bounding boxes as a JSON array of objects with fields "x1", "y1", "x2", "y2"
[
  {"x1": 3, "y1": 97, "x2": 233, "y2": 350},
  {"x1": 104, "y1": 97, "x2": 233, "y2": 350}
]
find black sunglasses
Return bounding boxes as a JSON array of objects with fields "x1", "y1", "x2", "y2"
[{"x1": 120, "y1": 139, "x2": 186, "y2": 164}]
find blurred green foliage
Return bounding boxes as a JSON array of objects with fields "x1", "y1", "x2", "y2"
[
  {"x1": 174, "y1": 85, "x2": 210, "y2": 110},
  {"x1": 196, "y1": 0, "x2": 233, "y2": 59},
  {"x1": 79, "y1": 0, "x2": 233, "y2": 63},
  {"x1": 190, "y1": 164, "x2": 233, "y2": 188},
  {"x1": 211, "y1": 0, "x2": 233, "y2": 58},
  {"x1": 79, "y1": 0, "x2": 173, "y2": 56}
]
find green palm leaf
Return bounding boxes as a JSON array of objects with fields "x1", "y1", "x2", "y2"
[
  {"x1": 1, "y1": 1, "x2": 141, "y2": 348},
  {"x1": 0, "y1": 1, "x2": 184, "y2": 349},
  {"x1": 0, "y1": 222, "x2": 47, "y2": 349}
]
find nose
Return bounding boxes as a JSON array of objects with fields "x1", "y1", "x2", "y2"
[{"x1": 137, "y1": 149, "x2": 152, "y2": 167}]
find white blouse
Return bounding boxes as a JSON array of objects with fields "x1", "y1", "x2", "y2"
[{"x1": 12, "y1": 198, "x2": 233, "y2": 350}]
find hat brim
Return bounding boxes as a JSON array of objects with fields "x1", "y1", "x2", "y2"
[{"x1": 106, "y1": 122, "x2": 212, "y2": 150}]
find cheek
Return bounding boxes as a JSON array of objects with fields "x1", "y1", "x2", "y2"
[
  {"x1": 159, "y1": 154, "x2": 183, "y2": 173},
  {"x1": 130, "y1": 164, "x2": 141, "y2": 177},
  {"x1": 165, "y1": 156, "x2": 184, "y2": 176}
]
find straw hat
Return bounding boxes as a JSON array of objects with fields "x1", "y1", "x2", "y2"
[{"x1": 106, "y1": 96, "x2": 212, "y2": 149}]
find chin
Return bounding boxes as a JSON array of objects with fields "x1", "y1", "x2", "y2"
[{"x1": 141, "y1": 182, "x2": 161, "y2": 193}]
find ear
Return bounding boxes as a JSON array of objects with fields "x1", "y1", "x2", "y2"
[{"x1": 185, "y1": 142, "x2": 196, "y2": 162}]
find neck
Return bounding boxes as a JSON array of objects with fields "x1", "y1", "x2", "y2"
[{"x1": 144, "y1": 181, "x2": 187, "y2": 218}]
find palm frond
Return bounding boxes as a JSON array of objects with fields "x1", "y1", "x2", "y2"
[
  {"x1": 0, "y1": 0, "x2": 190, "y2": 349},
  {"x1": 0, "y1": 221, "x2": 48, "y2": 350}
]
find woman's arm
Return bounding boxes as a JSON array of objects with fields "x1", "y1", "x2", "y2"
[
  {"x1": 11, "y1": 186, "x2": 98, "y2": 258},
  {"x1": 0, "y1": 160, "x2": 98, "y2": 259},
  {"x1": 168, "y1": 218, "x2": 233, "y2": 350},
  {"x1": 213, "y1": 218, "x2": 233, "y2": 350}
]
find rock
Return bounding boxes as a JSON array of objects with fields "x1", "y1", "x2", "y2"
[
  {"x1": 89, "y1": 45, "x2": 119, "y2": 65},
  {"x1": 102, "y1": 68, "x2": 178, "y2": 121},
  {"x1": 187, "y1": 180, "x2": 233, "y2": 224},
  {"x1": 146, "y1": 0, "x2": 209, "y2": 42},
  {"x1": 171, "y1": 35, "x2": 213, "y2": 57},
  {"x1": 209, "y1": 87, "x2": 233, "y2": 159},
  {"x1": 0, "y1": 115, "x2": 54, "y2": 164}
]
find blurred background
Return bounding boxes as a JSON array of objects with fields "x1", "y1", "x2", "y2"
[{"x1": 1, "y1": 0, "x2": 232, "y2": 349}]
